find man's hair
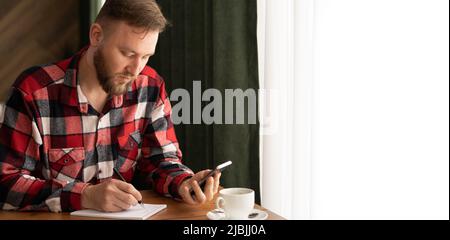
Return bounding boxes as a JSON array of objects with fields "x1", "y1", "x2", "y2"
[{"x1": 95, "y1": 0, "x2": 168, "y2": 33}]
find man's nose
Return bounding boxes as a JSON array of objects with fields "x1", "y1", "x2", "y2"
[{"x1": 126, "y1": 60, "x2": 141, "y2": 76}]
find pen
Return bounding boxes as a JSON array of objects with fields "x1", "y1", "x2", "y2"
[{"x1": 113, "y1": 167, "x2": 144, "y2": 208}]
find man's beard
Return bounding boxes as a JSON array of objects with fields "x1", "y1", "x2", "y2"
[{"x1": 93, "y1": 47, "x2": 136, "y2": 96}]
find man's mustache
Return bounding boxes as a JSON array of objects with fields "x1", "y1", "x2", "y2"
[{"x1": 115, "y1": 73, "x2": 137, "y2": 79}]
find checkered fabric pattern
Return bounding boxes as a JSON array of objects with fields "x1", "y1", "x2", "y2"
[{"x1": 0, "y1": 48, "x2": 194, "y2": 212}]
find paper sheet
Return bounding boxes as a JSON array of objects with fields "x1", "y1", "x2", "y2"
[{"x1": 70, "y1": 204, "x2": 167, "y2": 220}]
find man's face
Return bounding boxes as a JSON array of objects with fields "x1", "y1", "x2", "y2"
[{"x1": 93, "y1": 21, "x2": 159, "y2": 96}]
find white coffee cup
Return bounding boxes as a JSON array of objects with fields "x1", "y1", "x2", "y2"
[{"x1": 215, "y1": 188, "x2": 255, "y2": 220}]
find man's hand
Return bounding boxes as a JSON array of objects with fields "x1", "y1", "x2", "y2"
[
  {"x1": 81, "y1": 179, "x2": 143, "y2": 212},
  {"x1": 178, "y1": 170, "x2": 221, "y2": 205}
]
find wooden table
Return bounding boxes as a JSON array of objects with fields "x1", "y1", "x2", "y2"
[{"x1": 0, "y1": 190, "x2": 285, "y2": 220}]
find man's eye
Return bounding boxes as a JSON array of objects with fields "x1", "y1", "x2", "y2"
[{"x1": 122, "y1": 51, "x2": 134, "y2": 57}]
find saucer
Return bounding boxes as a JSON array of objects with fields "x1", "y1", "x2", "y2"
[{"x1": 207, "y1": 208, "x2": 268, "y2": 220}]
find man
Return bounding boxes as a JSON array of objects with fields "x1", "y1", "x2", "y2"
[{"x1": 0, "y1": 0, "x2": 220, "y2": 213}]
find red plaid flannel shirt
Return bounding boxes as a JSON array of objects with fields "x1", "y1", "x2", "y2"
[{"x1": 0, "y1": 49, "x2": 194, "y2": 212}]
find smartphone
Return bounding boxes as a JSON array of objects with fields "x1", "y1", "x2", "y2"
[{"x1": 190, "y1": 161, "x2": 232, "y2": 196}]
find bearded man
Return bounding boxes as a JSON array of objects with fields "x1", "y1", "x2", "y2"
[{"x1": 0, "y1": 0, "x2": 220, "y2": 213}]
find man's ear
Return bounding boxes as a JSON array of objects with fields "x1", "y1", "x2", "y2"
[{"x1": 90, "y1": 23, "x2": 105, "y2": 47}]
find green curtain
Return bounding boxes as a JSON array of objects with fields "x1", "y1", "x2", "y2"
[
  {"x1": 89, "y1": 0, "x2": 105, "y2": 23},
  {"x1": 80, "y1": 0, "x2": 105, "y2": 47},
  {"x1": 150, "y1": 0, "x2": 260, "y2": 203}
]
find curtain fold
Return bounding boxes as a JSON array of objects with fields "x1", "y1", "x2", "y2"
[
  {"x1": 258, "y1": 0, "x2": 314, "y2": 219},
  {"x1": 151, "y1": 0, "x2": 260, "y2": 203}
]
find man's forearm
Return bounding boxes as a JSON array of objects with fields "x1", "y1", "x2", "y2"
[{"x1": 0, "y1": 172, "x2": 89, "y2": 212}]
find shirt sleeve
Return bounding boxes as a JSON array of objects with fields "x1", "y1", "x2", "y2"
[
  {"x1": 0, "y1": 87, "x2": 89, "y2": 212},
  {"x1": 133, "y1": 79, "x2": 194, "y2": 200}
]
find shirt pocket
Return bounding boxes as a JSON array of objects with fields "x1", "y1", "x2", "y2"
[
  {"x1": 118, "y1": 130, "x2": 142, "y2": 151},
  {"x1": 116, "y1": 131, "x2": 142, "y2": 177},
  {"x1": 48, "y1": 147, "x2": 85, "y2": 181}
]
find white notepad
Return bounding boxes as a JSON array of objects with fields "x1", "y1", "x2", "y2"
[{"x1": 70, "y1": 204, "x2": 167, "y2": 220}]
